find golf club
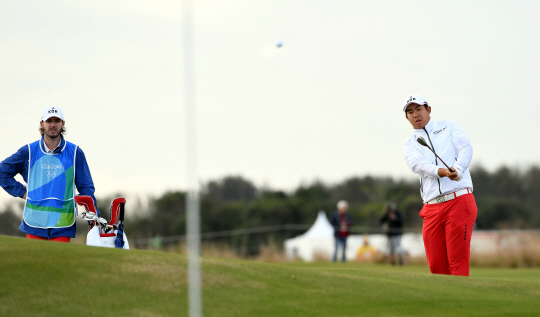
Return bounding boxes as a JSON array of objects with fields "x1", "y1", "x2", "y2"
[{"x1": 416, "y1": 136, "x2": 455, "y2": 173}]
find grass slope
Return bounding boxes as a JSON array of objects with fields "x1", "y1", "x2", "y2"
[{"x1": 1, "y1": 235, "x2": 539, "y2": 317}]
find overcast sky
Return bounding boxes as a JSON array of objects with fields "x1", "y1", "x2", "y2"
[{"x1": 1, "y1": 1, "x2": 540, "y2": 205}]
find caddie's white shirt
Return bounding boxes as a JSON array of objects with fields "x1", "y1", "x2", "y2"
[
  {"x1": 404, "y1": 118, "x2": 473, "y2": 203},
  {"x1": 43, "y1": 136, "x2": 63, "y2": 154}
]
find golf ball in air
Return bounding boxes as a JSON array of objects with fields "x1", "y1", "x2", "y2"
[{"x1": 276, "y1": 40, "x2": 283, "y2": 48}]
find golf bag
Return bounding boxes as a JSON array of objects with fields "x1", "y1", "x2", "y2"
[{"x1": 75, "y1": 196, "x2": 130, "y2": 250}]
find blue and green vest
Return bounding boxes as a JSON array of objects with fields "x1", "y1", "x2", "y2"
[{"x1": 23, "y1": 140, "x2": 77, "y2": 229}]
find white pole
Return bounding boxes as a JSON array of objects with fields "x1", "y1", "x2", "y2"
[{"x1": 183, "y1": 0, "x2": 202, "y2": 316}]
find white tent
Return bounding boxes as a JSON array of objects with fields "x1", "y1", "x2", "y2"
[
  {"x1": 284, "y1": 211, "x2": 427, "y2": 262},
  {"x1": 284, "y1": 211, "x2": 335, "y2": 261}
]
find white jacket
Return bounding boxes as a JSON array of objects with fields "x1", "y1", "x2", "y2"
[{"x1": 404, "y1": 118, "x2": 474, "y2": 203}]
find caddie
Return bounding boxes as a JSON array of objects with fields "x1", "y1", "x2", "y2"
[
  {"x1": 403, "y1": 95, "x2": 477, "y2": 276},
  {"x1": 0, "y1": 106, "x2": 99, "y2": 242}
]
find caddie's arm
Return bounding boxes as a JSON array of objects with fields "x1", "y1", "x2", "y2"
[
  {"x1": 75, "y1": 147, "x2": 100, "y2": 216},
  {"x1": 0, "y1": 146, "x2": 29, "y2": 199}
]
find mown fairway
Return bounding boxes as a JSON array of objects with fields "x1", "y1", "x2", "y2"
[{"x1": 1, "y1": 235, "x2": 539, "y2": 317}]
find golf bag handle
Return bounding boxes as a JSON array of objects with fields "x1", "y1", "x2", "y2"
[
  {"x1": 75, "y1": 195, "x2": 97, "y2": 213},
  {"x1": 110, "y1": 197, "x2": 126, "y2": 224}
]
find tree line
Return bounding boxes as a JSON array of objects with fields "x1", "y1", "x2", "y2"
[
  {"x1": 1, "y1": 164, "x2": 539, "y2": 254},
  {"x1": 120, "y1": 164, "x2": 540, "y2": 254}
]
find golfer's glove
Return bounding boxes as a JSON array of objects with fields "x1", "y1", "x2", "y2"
[{"x1": 454, "y1": 166, "x2": 464, "y2": 181}]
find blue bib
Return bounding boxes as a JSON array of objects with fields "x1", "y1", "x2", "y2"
[{"x1": 23, "y1": 140, "x2": 77, "y2": 228}]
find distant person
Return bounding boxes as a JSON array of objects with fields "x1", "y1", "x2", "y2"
[
  {"x1": 356, "y1": 235, "x2": 377, "y2": 262},
  {"x1": 380, "y1": 202, "x2": 404, "y2": 265},
  {"x1": 0, "y1": 106, "x2": 99, "y2": 242},
  {"x1": 403, "y1": 95, "x2": 477, "y2": 276},
  {"x1": 331, "y1": 200, "x2": 351, "y2": 262}
]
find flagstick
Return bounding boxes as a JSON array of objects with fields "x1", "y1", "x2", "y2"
[{"x1": 183, "y1": 0, "x2": 202, "y2": 316}]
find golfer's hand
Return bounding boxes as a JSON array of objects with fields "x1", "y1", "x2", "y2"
[
  {"x1": 438, "y1": 168, "x2": 453, "y2": 178},
  {"x1": 438, "y1": 168, "x2": 458, "y2": 179},
  {"x1": 448, "y1": 168, "x2": 460, "y2": 181},
  {"x1": 22, "y1": 192, "x2": 27, "y2": 200}
]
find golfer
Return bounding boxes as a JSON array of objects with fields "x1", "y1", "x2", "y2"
[
  {"x1": 403, "y1": 95, "x2": 477, "y2": 276},
  {"x1": 0, "y1": 106, "x2": 99, "y2": 242}
]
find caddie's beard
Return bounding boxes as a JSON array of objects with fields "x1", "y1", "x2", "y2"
[{"x1": 45, "y1": 128, "x2": 61, "y2": 139}]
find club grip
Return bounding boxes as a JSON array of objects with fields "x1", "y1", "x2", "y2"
[{"x1": 119, "y1": 203, "x2": 125, "y2": 222}]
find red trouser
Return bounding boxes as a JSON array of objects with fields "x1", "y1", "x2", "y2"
[
  {"x1": 26, "y1": 234, "x2": 71, "y2": 243},
  {"x1": 420, "y1": 193, "x2": 477, "y2": 276}
]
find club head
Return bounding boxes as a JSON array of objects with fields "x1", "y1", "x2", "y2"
[
  {"x1": 113, "y1": 221, "x2": 122, "y2": 230},
  {"x1": 81, "y1": 211, "x2": 98, "y2": 221},
  {"x1": 417, "y1": 136, "x2": 429, "y2": 147}
]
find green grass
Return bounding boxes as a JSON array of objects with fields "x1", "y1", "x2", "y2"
[{"x1": 1, "y1": 235, "x2": 540, "y2": 317}]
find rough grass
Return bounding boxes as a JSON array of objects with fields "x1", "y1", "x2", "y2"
[
  {"x1": 470, "y1": 232, "x2": 540, "y2": 267},
  {"x1": 1, "y1": 235, "x2": 540, "y2": 317}
]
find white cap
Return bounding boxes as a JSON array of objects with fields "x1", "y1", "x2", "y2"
[
  {"x1": 337, "y1": 200, "x2": 348, "y2": 210},
  {"x1": 403, "y1": 95, "x2": 428, "y2": 111},
  {"x1": 41, "y1": 106, "x2": 64, "y2": 121}
]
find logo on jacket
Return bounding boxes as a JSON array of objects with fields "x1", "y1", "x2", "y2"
[
  {"x1": 42, "y1": 164, "x2": 62, "y2": 179},
  {"x1": 42, "y1": 164, "x2": 62, "y2": 170},
  {"x1": 45, "y1": 170, "x2": 59, "y2": 179},
  {"x1": 433, "y1": 126, "x2": 447, "y2": 134}
]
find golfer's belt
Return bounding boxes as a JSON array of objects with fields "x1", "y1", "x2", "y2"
[{"x1": 426, "y1": 188, "x2": 472, "y2": 205}]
